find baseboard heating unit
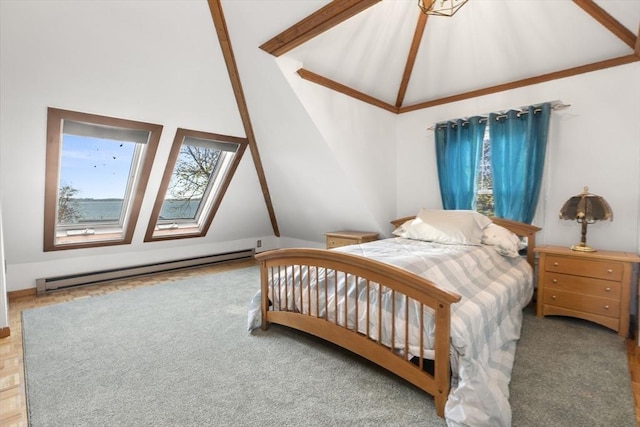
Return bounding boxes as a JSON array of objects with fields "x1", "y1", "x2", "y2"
[{"x1": 36, "y1": 249, "x2": 255, "y2": 294}]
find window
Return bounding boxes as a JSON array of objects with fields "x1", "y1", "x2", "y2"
[
  {"x1": 475, "y1": 125, "x2": 494, "y2": 216},
  {"x1": 144, "y1": 128, "x2": 247, "y2": 241},
  {"x1": 437, "y1": 103, "x2": 550, "y2": 224},
  {"x1": 44, "y1": 108, "x2": 162, "y2": 251}
]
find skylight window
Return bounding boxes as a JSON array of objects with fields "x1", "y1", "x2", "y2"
[
  {"x1": 144, "y1": 128, "x2": 247, "y2": 241},
  {"x1": 44, "y1": 108, "x2": 162, "y2": 251}
]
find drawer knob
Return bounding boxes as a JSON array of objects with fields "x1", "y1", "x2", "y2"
[
  {"x1": 552, "y1": 279, "x2": 558, "y2": 284},
  {"x1": 604, "y1": 305, "x2": 609, "y2": 310},
  {"x1": 605, "y1": 287, "x2": 611, "y2": 292},
  {"x1": 551, "y1": 295, "x2": 556, "y2": 300},
  {"x1": 553, "y1": 262, "x2": 559, "y2": 266},
  {"x1": 606, "y1": 268, "x2": 613, "y2": 274}
]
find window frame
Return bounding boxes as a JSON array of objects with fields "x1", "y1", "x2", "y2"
[
  {"x1": 144, "y1": 128, "x2": 247, "y2": 242},
  {"x1": 44, "y1": 107, "x2": 162, "y2": 251}
]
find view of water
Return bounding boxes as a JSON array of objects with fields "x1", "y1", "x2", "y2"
[
  {"x1": 160, "y1": 200, "x2": 200, "y2": 220},
  {"x1": 67, "y1": 199, "x2": 201, "y2": 223}
]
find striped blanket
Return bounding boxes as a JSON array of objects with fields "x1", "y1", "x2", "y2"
[{"x1": 336, "y1": 238, "x2": 533, "y2": 427}]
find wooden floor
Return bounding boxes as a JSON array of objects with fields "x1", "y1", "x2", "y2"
[{"x1": 1, "y1": 258, "x2": 639, "y2": 426}]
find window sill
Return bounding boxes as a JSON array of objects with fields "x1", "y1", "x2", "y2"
[
  {"x1": 145, "y1": 226, "x2": 204, "y2": 242},
  {"x1": 48, "y1": 232, "x2": 127, "y2": 251}
]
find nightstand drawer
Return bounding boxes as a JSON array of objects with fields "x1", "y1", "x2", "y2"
[
  {"x1": 325, "y1": 231, "x2": 378, "y2": 249},
  {"x1": 543, "y1": 290, "x2": 620, "y2": 318},
  {"x1": 545, "y1": 255, "x2": 623, "y2": 281},
  {"x1": 543, "y1": 273, "x2": 621, "y2": 299},
  {"x1": 326, "y1": 237, "x2": 358, "y2": 249}
]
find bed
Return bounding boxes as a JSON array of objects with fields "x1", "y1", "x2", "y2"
[{"x1": 248, "y1": 210, "x2": 540, "y2": 426}]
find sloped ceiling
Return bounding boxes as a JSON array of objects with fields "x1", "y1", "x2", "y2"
[{"x1": 260, "y1": 0, "x2": 640, "y2": 113}]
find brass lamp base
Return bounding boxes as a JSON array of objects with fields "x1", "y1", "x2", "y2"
[
  {"x1": 569, "y1": 217, "x2": 598, "y2": 252},
  {"x1": 570, "y1": 243, "x2": 596, "y2": 252}
]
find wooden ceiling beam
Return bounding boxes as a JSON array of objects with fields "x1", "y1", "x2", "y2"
[
  {"x1": 297, "y1": 68, "x2": 399, "y2": 113},
  {"x1": 260, "y1": 0, "x2": 381, "y2": 57},
  {"x1": 572, "y1": 0, "x2": 637, "y2": 49},
  {"x1": 398, "y1": 54, "x2": 639, "y2": 113},
  {"x1": 207, "y1": 0, "x2": 280, "y2": 237},
  {"x1": 636, "y1": 23, "x2": 640, "y2": 57},
  {"x1": 395, "y1": 12, "x2": 428, "y2": 108},
  {"x1": 260, "y1": 1, "x2": 640, "y2": 116}
]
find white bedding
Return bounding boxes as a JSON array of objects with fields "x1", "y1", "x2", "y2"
[{"x1": 248, "y1": 237, "x2": 533, "y2": 427}]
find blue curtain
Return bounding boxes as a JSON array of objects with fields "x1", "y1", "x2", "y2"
[
  {"x1": 435, "y1": 117, "x2": 486, "y2": 210},
  {"x1": 489, "y1": 103, "x2": 551, "y2": 223}
]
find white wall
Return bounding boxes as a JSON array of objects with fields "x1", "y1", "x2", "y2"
[
  {"x1": 0, "y1": 1, "x2": 275, "y2": 291},
  {"x1": 0, "y1": 204, "x2": 8, "y2": 331},
  {"x1": 397, "y1": 62, "x2": 640, "y2": 253},
  {"x1": 0, "y1": 0, "x2": 397, "y2": 295},
  {"x1": 221, "y1": 1, "x2": 400, "y2": 242}
]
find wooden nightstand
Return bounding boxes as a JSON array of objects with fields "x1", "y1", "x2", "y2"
[
  {"x1": 535, "y1": 245, "x2": 640, "y2": 337},
  {"x1": 325, "y1": 231, "x2": 378, "y2": 249}
]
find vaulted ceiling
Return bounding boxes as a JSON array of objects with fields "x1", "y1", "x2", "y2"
[{"x1": 259, "y1": 0, "x2": 640, "y2": 113}]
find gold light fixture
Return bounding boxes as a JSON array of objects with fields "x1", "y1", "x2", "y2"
[
  {"x1": 418, "y1": 0, "x2": 469, "y2": 17},
  {"x1": 559, "y1": 186, "x2": 613, "y2": 252}
]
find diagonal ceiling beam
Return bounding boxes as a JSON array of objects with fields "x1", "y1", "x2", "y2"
[
  {"x1": 297, "y1": 68, "x2": 398, "y2": 113},
  {"x1": 572, "y1": 0, "x2": 637, "y2": 49},
  {"x1": 260, "y1": 0, "x2": 381, "y2": 57},
  {"x1": 398, "y1": 54, "x2": 639, "y2": 113},
  {"x1": 207, "y1": 0, "x2": 280, "y2": 236},
  {"x1": 636, "y1": 23, "x2": 640, "y2": 57},
  {"x1": 395, "y1": 12, "x2": 428, "y2": 108}
]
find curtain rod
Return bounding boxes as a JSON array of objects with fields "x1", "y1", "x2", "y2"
[{"x1": 426, "y1": 102, "x2": 571, "y2": 131}]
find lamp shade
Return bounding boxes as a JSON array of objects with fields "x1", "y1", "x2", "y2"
[{"x1": 559, "y1": 186, "x2": 612, "y2": 252}]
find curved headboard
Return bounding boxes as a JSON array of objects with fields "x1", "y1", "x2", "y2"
[{"x1": 390, "y1": 216, "x2": 541, "y2": 268}]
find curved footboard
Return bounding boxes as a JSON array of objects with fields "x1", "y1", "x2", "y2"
[{"x1": 255, "y1": 248, "x2": 461, "y2": 417}]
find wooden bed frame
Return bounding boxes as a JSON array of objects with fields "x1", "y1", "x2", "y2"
[{"x1": 255, "y1": 217, "x2": 540, "y2": 417}]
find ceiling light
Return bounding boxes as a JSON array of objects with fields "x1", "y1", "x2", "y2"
[{"x1": 418, "y1": 0, "x2": 469, "y2": 17}]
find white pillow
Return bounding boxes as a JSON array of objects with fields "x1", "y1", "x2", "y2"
[
  {"x1": 481, "y1": 223, "x2": 522, "y2": 257},
  {"x1": 419, "y1": 209, "x2": 493, "y2": 230},
  {"x1": 393, "y1": 209, "x2": 491, "y2": 245},
  {"x1": 392, "y1": 219, "x2": 417, "y2": 239}
]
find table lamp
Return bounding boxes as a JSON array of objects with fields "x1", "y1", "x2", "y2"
[{"x1": 559, "y1": 186, "x2": 612, "y2": 252}]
